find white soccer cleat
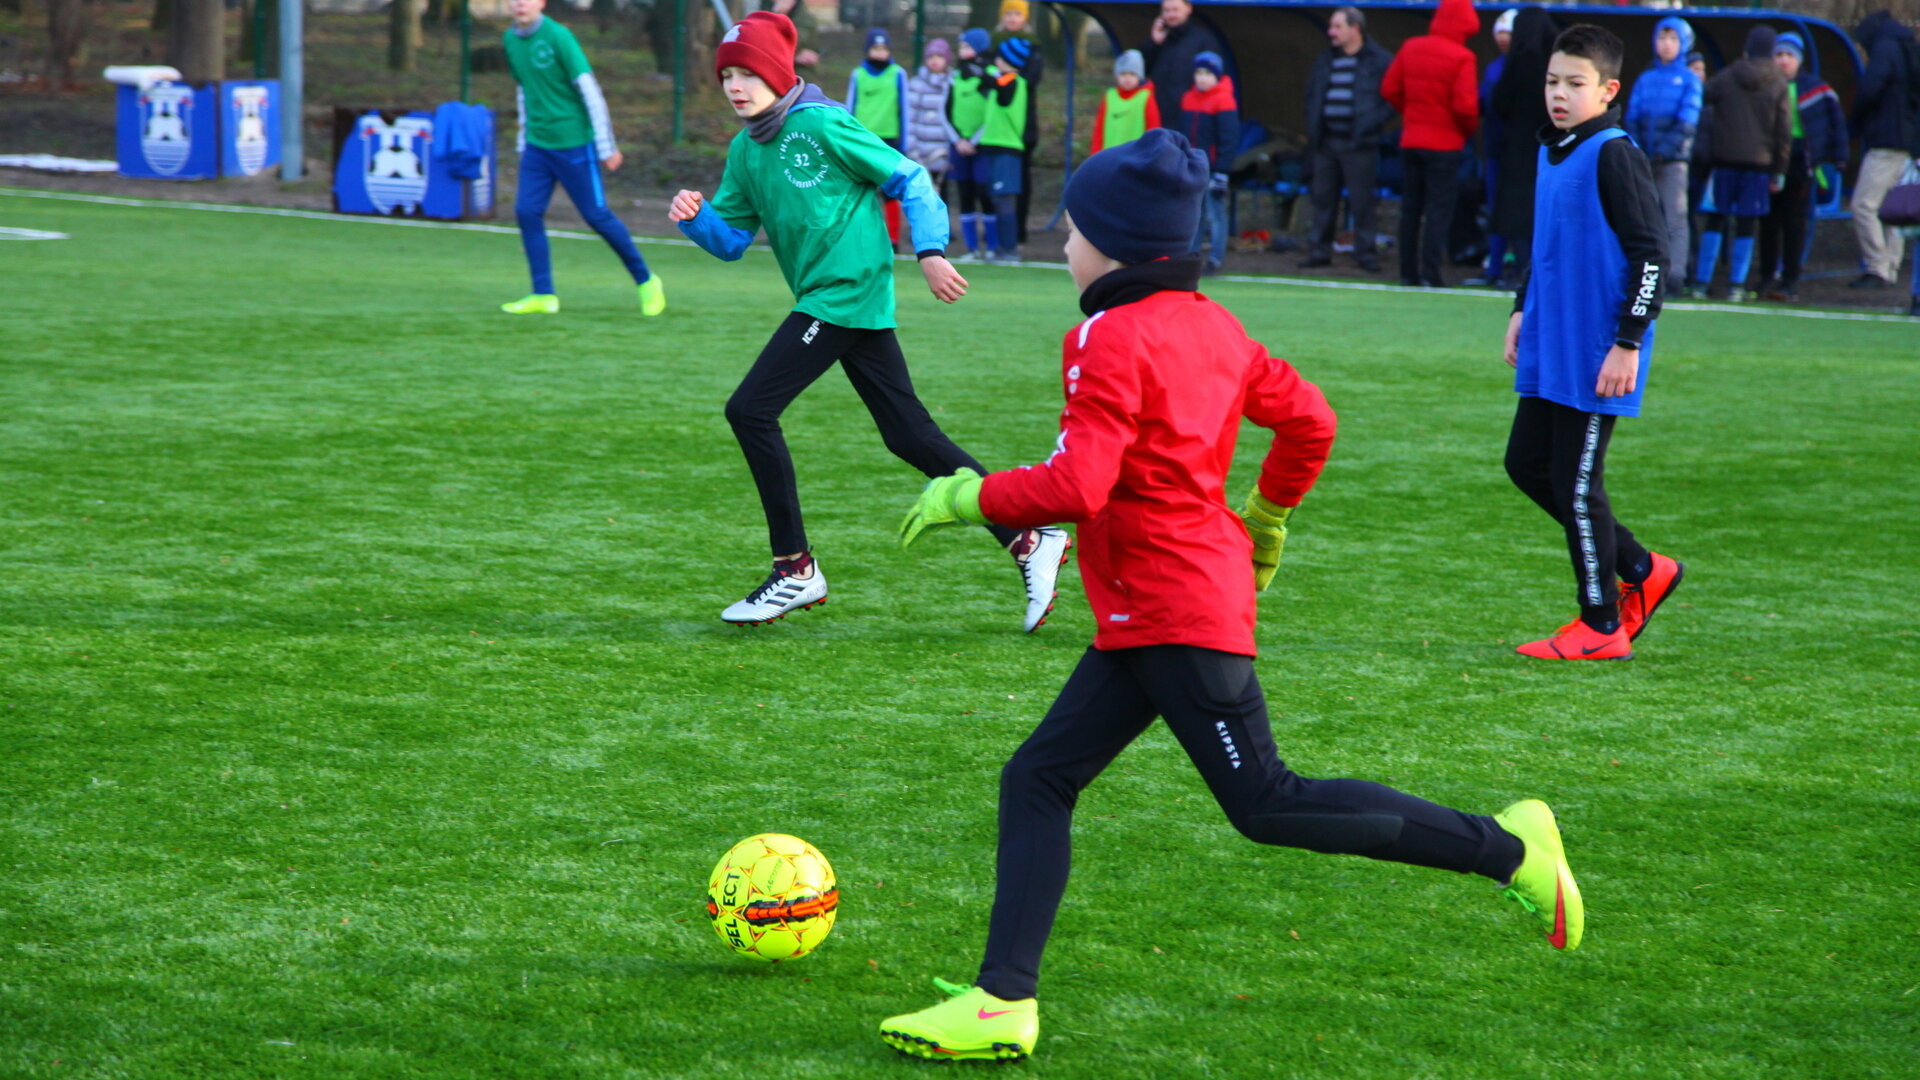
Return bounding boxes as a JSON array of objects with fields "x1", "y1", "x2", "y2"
[
  {"x1": 1015, "y1": 527, "x2": 1071, "y2": 633},
  {"x1": 721, "y1": 563, "x2": 829, "y2": 626}
]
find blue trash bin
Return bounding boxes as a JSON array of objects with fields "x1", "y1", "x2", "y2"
[{"x1": 116, "y1": 81, "x2": 219, "y2": 180}]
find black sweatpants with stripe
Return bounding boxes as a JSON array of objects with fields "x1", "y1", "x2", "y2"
[
  {"x1": 1504, "y1": 395, "x2": 1651, "y2": 614},
  {"x1": 975, "y1": 645, "x2": 1525, "y2": 1001},
  {"x1": 727, "y1": 311, "x2": 1020, "y2": 557}
]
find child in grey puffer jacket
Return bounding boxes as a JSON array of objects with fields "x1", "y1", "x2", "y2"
[{"x1": 907, "y1": 39, "x2": 960, "y2": 186}]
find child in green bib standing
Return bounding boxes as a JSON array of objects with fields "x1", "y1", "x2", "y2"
[
  {"x1": 847, "y1": 28, "x2": 911, "y2": 250},
  {"x1": 1091, "y1": 49, "x2": 1160, "y2": 153},
  {"x1": 668, "y1": 11, "x2": 1071, "y2": 630}
]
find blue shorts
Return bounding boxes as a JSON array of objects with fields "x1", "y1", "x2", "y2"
[
  {"x1": 950, "y1": 149, "x2": 989, "y2": 186},
  {"x1": 982, "y1": 148, "x2": 1023, "y2": 197},
  {"x1": 1703, "y1": 168, "x2": 1772, "y2": 217}
]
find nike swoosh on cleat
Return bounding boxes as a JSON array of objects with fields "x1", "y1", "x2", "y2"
[
  {"x1": 977, "y1": 1008, "x2": 1015, "y2": 1020},
  {"x1": 1580, "y1": 644, "x2": 1611, "y2": 656},
  {"x1": 1547, "y1": 871, "x2": 1569, "y2": 949}
]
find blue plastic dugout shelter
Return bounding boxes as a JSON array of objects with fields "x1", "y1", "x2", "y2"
[{"x1": 1046, "y1": 2, "x2": 1865, "y2": 174}]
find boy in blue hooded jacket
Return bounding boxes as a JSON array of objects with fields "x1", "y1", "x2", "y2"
[{"x1": 1625, "y1": 16, "x2": 1702, "y2": 295}]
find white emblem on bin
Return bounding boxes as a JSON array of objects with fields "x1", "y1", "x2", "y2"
[
  {"x1": 230, "y1": 86, "x2": 271, "y2": 175},
  {"x1": 359, "y1": 115, "x2": 433, "y2": 214},
  {"x1": 139, "y1": 82, "x2": 195, "y2": 175}
]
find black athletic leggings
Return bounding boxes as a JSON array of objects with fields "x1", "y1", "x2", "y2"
[
  {"x1": 726, "y1": 311, "x2": 1020, "y2": 556},
  {"x1": 1504, "y1": 395, "x2": 1650, "y2": 614},
  {"x1": 976, "y1": 645, "x2": 1523, "y2": 1001}
]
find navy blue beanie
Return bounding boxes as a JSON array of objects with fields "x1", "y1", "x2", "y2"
[
  {"x1": 1063, "y1": 129, "x2": 1209, "y2": 264},
  {"x1": 997, "y1": 36, "x2": 1033, "y2": 70},
  {"x1": 866, "y1": 28, "x2": 891, "y2": 50},
  {"x1": 961, "y1": 27, "x2": 991, "y2": 55},
  {"x1": 1744, "y1": 25, "x2": 1777, "y2": 59},
  {"x1": 1193, "y1": 50, "x2": 1225, "y2": 76}
]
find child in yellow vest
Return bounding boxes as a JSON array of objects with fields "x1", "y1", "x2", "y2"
[
  {"x1": 1091, "y1": 49, "x2": 1161, "y2": 153},
  {"x1": 848, "y1": 27, "x2": 910, "y2": 247}
]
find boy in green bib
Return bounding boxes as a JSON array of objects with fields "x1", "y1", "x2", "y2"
[
  {"x1": 965, "y1": 37, "x2": 1032, "y2": 262},
  {"x1": 1091, "y1": 49, "x2": 1161, "y2": 153},
  {"x1": 847, "y1": 27, "x2": 910, "y2": 248},
  {"x1": 668, "y1": 11, "x2": 1070, "y2": 630}
]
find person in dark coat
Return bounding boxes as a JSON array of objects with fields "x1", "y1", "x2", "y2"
[
  {"x1": 1691, "y1": 24, "x2": 1791, "y2": 299},
  {"x1": 1848, "y1": 10, "x2": 1916, "y2": 288},
  {"x1": 1301, "y1": 6, "x2": 1395, "y2": 271},
  {"x1": 1491, "y1": 7, "x2": 1559, "y2": 282},
  {"x1": 1140, "y1": 0, "x2": 1225, "y2": 130},
  {"x1": 1756, "y1": 32, "x2": 1849, "y2": 301}
]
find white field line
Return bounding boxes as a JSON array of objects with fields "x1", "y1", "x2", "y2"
[
  {"x1": 0, "y1": 226, "x2": 70, "y2": 239},
  {"x1": 5, "y1": 186, "x2": 1915, "y2": 325}
]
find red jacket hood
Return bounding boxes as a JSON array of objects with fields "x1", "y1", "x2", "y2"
[
  {"x1": 1429, "y1": 0, "x2": 1480, "y2": 44},
  {"x1": 1180, "y1": 75, "x2": 1237, "y2": 112},
  {"x1": 1114, "y1": 81, "x2": 1154, "y2": 100}
]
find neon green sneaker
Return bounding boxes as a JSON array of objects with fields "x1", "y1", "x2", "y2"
[
  {"x1": 501, "y1": 294, "x2": 559, "y2": 315},
  {"x1": 637, "y1": 275, "x2": 666, "y2": 316},
  {"x1": 1493, "y1": 798, "x2": 1584, "y2": 950},
  {"x1": 879, "y1": 978, "x2": 1037, "y2": 1061}
]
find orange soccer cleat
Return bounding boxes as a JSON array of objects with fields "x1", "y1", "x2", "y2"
[
  {"x1": 1619, "y1": 553, "x2": 1686, "y2": 641},
  {"x1": 1516, "y1": 618, "x2": 1633, "y2": 660}
]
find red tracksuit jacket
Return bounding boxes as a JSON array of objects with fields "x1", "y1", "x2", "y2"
[{"x1": 979, "y1": 271, "x2": 1336, "y2": 656}]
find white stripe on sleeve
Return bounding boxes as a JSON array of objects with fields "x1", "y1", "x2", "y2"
[
  {"x1": 516, "y1": 86, "x2": 527, "y2": 153},
  {"x1": 574, "y1": 72, "x2": 617, "y2": 160}
]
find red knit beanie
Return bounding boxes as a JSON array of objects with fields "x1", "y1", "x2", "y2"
[{"x1": 715, "y1": 12, "x2": 799, "y2": 96}]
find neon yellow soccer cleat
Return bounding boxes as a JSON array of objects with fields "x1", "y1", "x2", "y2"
[
  {"x1": 501, "y1": 294, "x2": 559, "y2": 315},
  {"x1": 638, "y1": 275, "x2": 666, "y2": 316},
  {"x1": 880, "y1": 978, "x2": 1038, "y2": 1062},
  {"x1": 1494, "y1": 798, "x2": 1584, "y2": 950}
]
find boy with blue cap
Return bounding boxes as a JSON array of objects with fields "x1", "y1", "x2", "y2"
[
  {"x1": 878, "y1": 129, "x2": 1583, "y2": 1061},
  {"x1": 963, "y1": 36, "x2": 1034, "y2": 262},
  {"x1": 1756, "y1": 32, "x2": 1848, "y2": 302},
  {"x1": 848, "y1": 28, "x2": 910, "y2": 247},
  {"x1": 947, "y1": 28, "x2": 996, "y2": 258}
]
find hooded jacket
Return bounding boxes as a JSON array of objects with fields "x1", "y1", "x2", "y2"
[
  {"x1": 905, "y1": 64, "x2": 957, "y2": 171},
  {"x1": 1851, "y1": 11, "x2": 1917, "y2": 152},
  {"x1": 1702, "y1": 53, "x2": 1792, "y2": 172},
  {"x1": 1625, "y1": 17, "x2": 1704, "y2": 162},
  {"x1": 1382, "y1": 0, "x2": 1481, "y2": 152},
  {"x1": 1305, "y1": 38, "x2": 1395, "y2": 147},
  {"x1": 1181, "y1": 75, "x2": 1242, "y2": 168},
  {"x1": 1794, "y1": 69, "x2": 1850, "y2": 173},
  {"x1": 1140, "y1": 17, "x2": 1226, "y2": 133}
]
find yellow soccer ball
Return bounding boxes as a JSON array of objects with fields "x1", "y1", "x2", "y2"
[{"x1": 706, "y1": 833, "x2": 838, "y2": 962}]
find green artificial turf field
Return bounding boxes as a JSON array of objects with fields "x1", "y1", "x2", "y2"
[{"x1": 2, "y1": 190, "x2": 1916, "y2": 1079}]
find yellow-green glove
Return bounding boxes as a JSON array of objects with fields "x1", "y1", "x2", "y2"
[
  {"x1": 898, "y1": 468, "x2": 988, "y2": 549},
  {"x1": 1240, "y1": 489, "x2": 1295, "y2": 592}
]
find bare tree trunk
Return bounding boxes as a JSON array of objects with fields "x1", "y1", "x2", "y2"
[
  {"x1": 167, "y1": 0, "x2": 225, "y2": 82},
  {"x1": 389, "y1": 0, "x2": 423, "y2": 71},
  {"x1": 46, "y1": 0, "x2": 89, "y2": 86},
  {"x1": 425, "y1": 0, "x2": 448, "y2": 26},
  {"x1": 151, "y1": 0, "x2": 172, "y2": 33}
]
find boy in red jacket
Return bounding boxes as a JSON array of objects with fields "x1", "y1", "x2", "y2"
[
  {"x1": 876, "y1": 130, "x2": 1583, "y2": 1062},
  {"x1": 1382, "y1": 0, "x2": 1480, "y2": 286}
]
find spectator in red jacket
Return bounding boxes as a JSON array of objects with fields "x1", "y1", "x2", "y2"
[{"x1": 1383, "y1": 0, "x2": 1481, "y2": 286}]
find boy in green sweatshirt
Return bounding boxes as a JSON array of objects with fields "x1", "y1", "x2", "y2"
[{"x1": 667, "y1": 11, "x2": 1070, "y2": 630}]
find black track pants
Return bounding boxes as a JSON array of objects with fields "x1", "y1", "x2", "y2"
[
  {"x1": 1503, "y1": 395, "x2": 1650, "y2": 611},
  {"x1": 975, "y1": 645, "x2": 1523, "y2": 1001},
  {"x1": 726, "y1": 311, "x2": 1020, "y2": 556}
]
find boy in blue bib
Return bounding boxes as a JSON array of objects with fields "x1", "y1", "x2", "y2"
[{"x1": 1502, "y1": 25, "x2": 1686, "y2": 661}]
